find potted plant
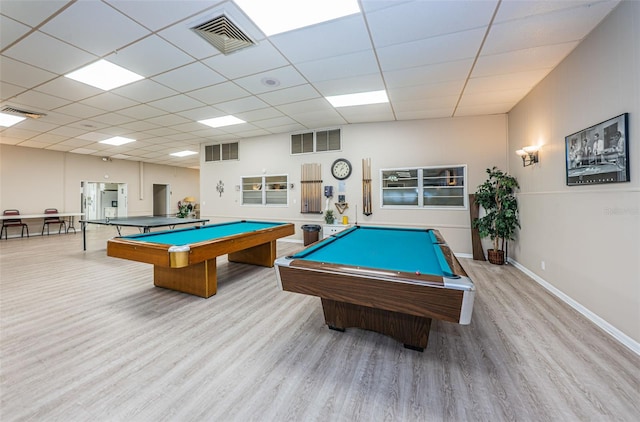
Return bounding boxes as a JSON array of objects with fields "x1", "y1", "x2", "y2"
[
  {"x1": 473, "y1": 167, "x2": 520, "y2": 265},
  {"x1": 176, "y1": 201, "x2": 190, "y2": 218},
  {"x1": 324, "y1": 209, "x2": 335, "y2": 224}
]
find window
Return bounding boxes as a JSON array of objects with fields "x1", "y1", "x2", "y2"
[
  {"x1": 381, "y1": 165, "x2": 466, "y2": 208},
  {"x1": 242, "y1": 174, "x2": 288, "y2": 206},
  {"x1": 205, "y1": 142, "x2": 238, "y2": 162},
  {"x1": 291, "y1": 129, "x2": 340, "y2": 154}
]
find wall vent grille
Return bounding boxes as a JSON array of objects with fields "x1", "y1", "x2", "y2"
[
  {"x1": 1, "y1": 106, "x2": 47, "y2": 119},
  {"x1": 191, "y1": 15, "x2": 255, "y2": 55}
]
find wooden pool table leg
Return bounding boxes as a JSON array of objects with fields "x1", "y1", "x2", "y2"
[
  {"x1": 153, "y1": 259, "x2": 217, "y2": 298},
  {"x1": 228, "y1": 241, "x2": 276, "y2": 267},
  {"x1": 321, "y1": 298, "x2": 432, "y2": 352}
]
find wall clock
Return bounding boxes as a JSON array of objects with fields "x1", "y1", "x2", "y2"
[{"x1": 331, "y1": 158, "x2": 352, "y2": 180}]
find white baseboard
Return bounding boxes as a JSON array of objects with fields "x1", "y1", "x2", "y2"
[{"x1": 509, "y1": 258, "x2": 640, "y2": 356}]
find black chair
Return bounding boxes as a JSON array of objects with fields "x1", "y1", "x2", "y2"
[
  {"x1": 1, "y1": 209, "x2": 30, "y2": 240},
  {"x1": 42, "y1": 208, "x2": 66, "y2": 235}
]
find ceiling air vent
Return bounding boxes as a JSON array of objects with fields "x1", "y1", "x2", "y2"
[
  {"x1": 1, "y1": 106, "x2": 47, "y2": 119},
  {"x1": 191, "y1": 15, "x2": 255, "y2": 55}
]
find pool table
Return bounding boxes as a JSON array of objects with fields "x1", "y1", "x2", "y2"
[
  {"x1": 274, "y1": 225, "x2": 475, "y2": 351},
  {"x1": 108, "y1": 220, "x2": 294, "y2": 298}
]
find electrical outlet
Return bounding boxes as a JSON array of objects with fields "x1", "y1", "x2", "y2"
[{"x1": 541, "y1": 261, "x2": 546, "y2": 270}]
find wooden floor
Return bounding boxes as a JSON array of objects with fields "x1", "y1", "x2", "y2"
[{"x1": 1, "y1": 227, "x2": 638, "y2": 421}]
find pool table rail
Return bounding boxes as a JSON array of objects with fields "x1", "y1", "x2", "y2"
[{"x1": 275, "y1": 256, "x2": 474, "y2": 324}]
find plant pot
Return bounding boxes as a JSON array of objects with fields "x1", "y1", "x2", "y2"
[{"x1": 487, "y1": 249, "x2": 505, "y2": 265}]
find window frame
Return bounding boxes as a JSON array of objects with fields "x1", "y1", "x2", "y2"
[
  {"x1": 241, "y1": 174, "x2": 289, "y2": 207},
  {"x1": 380, "y1": 164, "x2": 468, "y2": 210}
]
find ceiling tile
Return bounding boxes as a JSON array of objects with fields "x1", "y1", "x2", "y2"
[
  {"x1": 258, "y1": 84, "x2": 320, "y2": 106},
  {"x1": 107, "y1": 35, "x2": 194, "y2": 77},
  {"x1": 0, "y1": 56, "x2": 57, "y2": 89},
  {"x1": 473, "y1": 42, "x2": 579, "y2": 77},
  {"x1": 0, "y1": 15, "x2": 31, "y2": 50},
  {"x1": 312, "y1": 74, "x2": 385, "y2": 97},
  {"x1": 152, "y1": 62, "x2": 226, "y2": 92},
  {"x1": 270, "y1": 14, "x2": 371, "y2": 64},
  {"x1": 0, "y1": 0, "x2": 70, "y2": 27},
  {"x1": 384, "y1": 59, "x2": 474, "y2": 88},
  {"x1": 234, "y1": 66, "x2": 308, "y2": 94},
  {"x1": 377, "y1": 28, "x2": 486, "y2": 71},
  {"x1": 112, "y1": 79, "x2": 178, "y2": 103},
  {"x1": 367, "y1": 0, "x2": 497, "y2": 47},
  {"x1": 203, "y1": 41, "x2": 289, "y2": 79},
  {"x1": 40, "y1": 1, "x2": 150, "y2": 56},
  {"x1": 214, "y1": 96, "x2": 270, "y2": 114},
  {"x1": 186, "y1": 82, "x2": 250, "y2": 105},
  {"x1": 295, "y1": 50, "x2": 379, "y2": 83},
  {"x1": 3, "y1": 31, "x2": 96, "y2": 75},
  {"x1": 147, "y1": 95, "x2": 205, "y2": 113},
  {"x1": 483, "y1": 1, "x2": 619, "y2": 55},
  {"x1": 108, "y1": 0, "x2": 220, "y2": 31}
]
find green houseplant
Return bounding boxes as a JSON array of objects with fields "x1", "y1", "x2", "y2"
[
  {"x1": 473, "y1": 167, "x2": 520, "y2": 264},
  {"x1": 324, "y1": 209, "x2": 335, "y2": 224},
  {"x1": 176, "y1": 202, "x2": 190, "y2": 218}
]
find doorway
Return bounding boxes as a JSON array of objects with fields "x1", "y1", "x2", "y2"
[
  {"x1": 81, "y1": 181, "x2": 128, "y2": 220},
  {"x1": 153, "y1": 184, "x2": 170, "y2": 217}
]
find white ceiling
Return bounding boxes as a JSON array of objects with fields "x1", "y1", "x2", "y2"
[{"x1": 0, "y1": 0, "x2": 620, "y2": 168}]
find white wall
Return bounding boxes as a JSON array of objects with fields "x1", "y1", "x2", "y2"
[
  {"x1": 200, "y1": 115, "x2": 508, "y2": 254},
  {"x1": 508, "y1": 1, "x2": 640, "y2": 347},
  {"x1": 0, "y1": 145, "x2": 199, "y2": 230}
]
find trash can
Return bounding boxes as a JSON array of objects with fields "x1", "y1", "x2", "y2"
[{"x1": 301, "y1": 224, "x2": 321, "y2": 246}]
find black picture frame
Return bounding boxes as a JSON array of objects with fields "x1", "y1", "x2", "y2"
[
  {"x1": 565, "y1": 113, "x2": 629, "y2": 186},
  {"x1": 112, "y1": 201, "x2": 118, "y2": 207}
]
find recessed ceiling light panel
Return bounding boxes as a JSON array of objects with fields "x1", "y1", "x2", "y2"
[
  {"x1": 171, "y1": 150, "x2": 198, "y2": 157},
  {"x1": 100, "y1": 136, "x2": 136, "y2": 146},
  {"x1": 326, "y1": 90, "x2": 389, "y2": 107},
  {"x1": 0, "y1": 112, "x2": 26, "y2": 127},
  {"x1": 235, "y1": 0, "x2": 360, "y2": 36},
  {"x1": 65, "y1": 60, "x2": 144, "y2": 91},
  {"x1": 198, "y1": 116, "x2": 246, "y2": 128}
]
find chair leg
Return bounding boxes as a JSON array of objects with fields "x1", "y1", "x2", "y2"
[
  {"x1": 1, "y1": 226, "x2": 5, "y2": 240},
  {"x1": 24, "y1": 225, "x2": 29, "y2": 238}
]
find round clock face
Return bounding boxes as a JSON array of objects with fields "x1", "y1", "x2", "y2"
[{"x1": 331, "y1": 158, "x2": 352, "y2": 180}]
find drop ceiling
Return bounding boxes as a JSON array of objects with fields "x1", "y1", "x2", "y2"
[{"x1": 0, "y1": 0, "x2": 620, "y2": 168}]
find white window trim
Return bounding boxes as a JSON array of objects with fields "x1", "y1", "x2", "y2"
[
  {"x1": 380, "y1": 164, "x2": 468, "y2": 210},
  {"x1": 241, "y1": 174, "x2": 289, "y2": 207}
]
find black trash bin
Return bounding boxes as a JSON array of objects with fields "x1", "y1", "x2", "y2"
[{"x1": 301, "y1": 224, "x2": 321, "y2": 246}]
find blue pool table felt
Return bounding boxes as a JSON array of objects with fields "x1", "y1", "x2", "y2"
[
  {"x1": 291, "y1": 226, "x2": 453, "y2": 277},
  {"x1": 121, "y1": 221, "x2": 283, "y2": 246}
]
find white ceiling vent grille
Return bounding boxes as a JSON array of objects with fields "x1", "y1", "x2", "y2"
[
  {"x1": 191, "y1": 15, "x2": 255, "y2": 55},
  {"x1": 1, "y1": 106, "x2": 47, "y2": 119}
]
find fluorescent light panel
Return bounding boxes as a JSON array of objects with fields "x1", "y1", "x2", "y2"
[
  {"x1": 326, "y1": 90, "x2": 389, "y2": 107},
  {"x1": 235, "y1": 0, "x2": 360, "y2": 36},
  {"x1": 198, "y1": 116, "x2": 245, "y2": 128},
  {"x1": 65, "y1": 60, "x2": 144, "y2": 91},
  {"x1": 100, "y1": 136, "x2": 136, "y2": 146},
  {"x1": 171, "y1": 150, "x2": 198, "y2": 157},
  {"x1": 0, "y1": 112, "x2": 26, "y2": 127}
]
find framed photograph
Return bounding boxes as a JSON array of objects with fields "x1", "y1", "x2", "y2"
[
  {"x1": 565, "y1": 113, "x2": 629, "y2": 186},
  {"x1": 111, "y1": 201, "x2": 118, "y2": 207}
]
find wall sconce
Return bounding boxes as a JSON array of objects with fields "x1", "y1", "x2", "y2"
[{"x1": 515, "y1": 145, "x2": 540, "y2": 167}]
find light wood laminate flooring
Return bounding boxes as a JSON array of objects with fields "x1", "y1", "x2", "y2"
[{"x1": 1, "y1": 227, "x2": 638, "y2": 421}]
